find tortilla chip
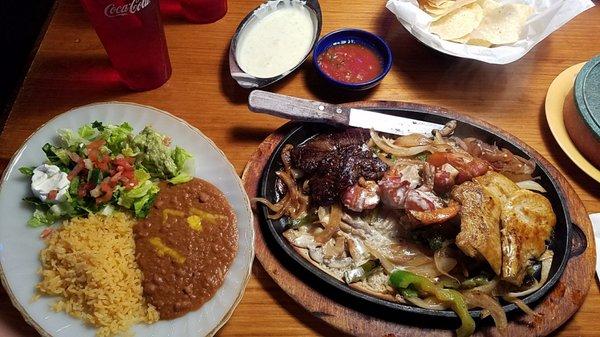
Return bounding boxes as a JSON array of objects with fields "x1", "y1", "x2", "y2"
[
  {"x1": 451, "y1": 35, "x2": 470, "y2": 43},
  {"x1": 424, "y1": 0, "x2": 478, "y2": 18},
  {"x1": 430, "y1": 3, "x2": 484, "y2": 40},
  {"x1": 477, "y1": 0, "x2": 501, "y2": 12},
  {"x1": 450, "y1": 33, "x2": 493, "y2": 47},
  {"x1": 467, "y1": 38, "x2": 493, "y2": 47},
  {"x1": 468, "y1": 3, "x2": 533, "y2": 45},
  {"x1": 427, "y1": 0, "x2": 455, "y2": 9},
  {"x1": 512, "y1": 3, "x2": 535, "y2": 22}
]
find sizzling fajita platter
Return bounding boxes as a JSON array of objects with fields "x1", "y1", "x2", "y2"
[
  {"x1": 0, "y1": 102, "x2": 254, "y2": 337},
  {"x1": 244, "y1": 94, "x2": 594, "y2": 337}
]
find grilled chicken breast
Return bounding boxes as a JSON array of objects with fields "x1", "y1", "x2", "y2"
[
  {"x1": 474, "y1": 171, "x2": 519, "y2": 203},
  {"x1": 500, "y1": 189, "x2": 556, "y2": 285},
  {"x1": 451, "y1": 181, "x2": 503, "y2": 275}
]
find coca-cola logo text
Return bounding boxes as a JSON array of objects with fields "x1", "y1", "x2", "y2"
[{"x1": 104, "y1": 0, "x2": 151, "y2": 17}]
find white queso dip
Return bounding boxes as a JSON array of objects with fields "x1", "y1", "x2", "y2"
[{"x1": 236, "y1": 5, "x2": 314, "y2": 78}]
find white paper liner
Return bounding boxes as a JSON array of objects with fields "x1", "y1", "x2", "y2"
[
  {"x1": 385, "y1": 0, "x2": 595, "y2": 64},
  {"x1": 590, "y1": 213, "x2": 600, "y2": 278}
]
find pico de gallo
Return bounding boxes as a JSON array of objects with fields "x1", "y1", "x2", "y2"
[{"x1": 20, "y1": 121, "x2": 194, "y2": 227}]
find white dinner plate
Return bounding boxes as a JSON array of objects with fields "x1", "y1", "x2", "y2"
[{"x1": 0, "y1": 102, "x2": 254, "y2": 337}]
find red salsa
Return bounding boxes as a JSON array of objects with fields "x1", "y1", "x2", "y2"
[{"x1": 317, "y1": 43, "x2": 383, "y2": 84}]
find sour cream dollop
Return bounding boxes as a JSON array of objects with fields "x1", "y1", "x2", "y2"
[
  {"x1": 31, "y1": 164, "x2": 70, "y2": 203},
  {"x1": 236, "y1": 4, "x2": 314, "y2": 78}
]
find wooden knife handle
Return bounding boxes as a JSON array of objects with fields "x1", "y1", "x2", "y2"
[{"x1": 248, "y1": 90, "x2": 350, "y2": 126}]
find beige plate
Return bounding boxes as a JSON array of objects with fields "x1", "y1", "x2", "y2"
[{"x1": 545, "y1": 63, "x2": 600, "y2": 184}]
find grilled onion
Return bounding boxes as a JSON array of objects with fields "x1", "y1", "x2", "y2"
[
  {"x1": 463, "y1": 291, "x2": 508, "y2": 335},
  {"x1": 253, "y1": 144, "x2": 309, "y2": 220},
  {"x1": 406, "y1": 296, "x2": 448, "y2": 310},
  {"x1": 434, "y1": 246, "x2": 459, "y2": 281},
  {"x1": 516, "y1": 180, "x2": 547, "y2": 193},
  {"x1": 370, "y1": 129, "x2": 432, "y2": 157},
  {"x1": 508, "y1": 250, "x2": 553, "y2": 298},
  {"x1": 503, "y1": 296, "x2": 539, "y2": 317}
]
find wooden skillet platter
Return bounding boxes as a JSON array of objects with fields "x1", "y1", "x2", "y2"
[{"x1": 241, "y1": 100, "x2": 595, "y2": 337}]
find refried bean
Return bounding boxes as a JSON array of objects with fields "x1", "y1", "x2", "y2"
[{"x1": 133, "y1": 178, "x2": 238, "y2": 319}]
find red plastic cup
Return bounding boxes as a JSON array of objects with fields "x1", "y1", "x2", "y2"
[
  {"x1": 179, "y1": 0, "x2": 227, "y2": 24},
  {"x1": 79, "y1": 0, "x2": 172, "y2": 91}
]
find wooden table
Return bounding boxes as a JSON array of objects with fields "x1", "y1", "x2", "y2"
[{"x1": 0, "y1": 0, "x2": 599, "y2": 336}]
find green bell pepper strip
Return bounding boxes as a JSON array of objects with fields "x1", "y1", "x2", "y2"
[
  {"x1": 461, "y1": 275, "x2": 489, "y2": 289},
  {"x1": 389, "y1": 270, "x2": 475, "y2": 337}
]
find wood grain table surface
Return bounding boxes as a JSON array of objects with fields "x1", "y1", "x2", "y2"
[{"x1": 0, "y1": 0, "x2": 599, "y2": 336}]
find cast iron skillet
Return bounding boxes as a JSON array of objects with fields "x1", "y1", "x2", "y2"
[{"x1": 257, "y1": 106, "x2": 586, "y2": 323}]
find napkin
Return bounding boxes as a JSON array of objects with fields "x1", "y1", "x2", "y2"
[
  {"x1": 591, "y1": 213, "x2": 600, "y2": 278},
  {"x1": 385, "y1": 0, "x2": 595, "y2": 64}
]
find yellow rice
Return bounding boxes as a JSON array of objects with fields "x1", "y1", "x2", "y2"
[{"x1": 37, "y1": 213, "x2": 159, "y2": 336}]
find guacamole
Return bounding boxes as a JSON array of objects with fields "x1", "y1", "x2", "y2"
[{"x1": 133, "y1": 127, "x2": 192, "y2": 181}]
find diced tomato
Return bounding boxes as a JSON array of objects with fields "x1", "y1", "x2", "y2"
[
  {"x1": 110, "y1": 156, "x2": 136, "y2": 188},
  {"x1": 88, "y1": 149, "x2": 98, "y2": 163},
  {"x1": 113, "y1": 157, "x2": 134, "y2": 171},
  {"x1": 110, "y1": 171, "x2": 122, "y2": 182},
  {"x1": 87, "y1": 139, "x2": 106, "y2": 150},
  {"x1": 95, "y1": 154, "x2": 111, "y2": 172},
  {"x1": 122, "y1": 176, "x2": 137, "y2": 189},
  {"x1": 67, "y1": 151, "x2": 81, "y2": 163},
  {"x1": 109, "y1": 171, "x2": 122, "y2": 188},
  {"x1": 86, "y1": 139, "x2": 110, "y2": 171},
  {"x1": 40, "y1": 228, "x2": 54, "y2": 239},
  {"x1": 78, "y1": 182, "x2": 94, "y2": 198},
  {"x1": 96, "y1": 181, "x2": 114, "y2": 204},
  {"x1": 67, "y1": 161, "x2": 85, "y2": 181},
  {"x1": 47, "y1": 189, "x2": 58, "y2": 201},
  {"x1": 121, "y1": 168, "x2": 134, "y2": 179}
]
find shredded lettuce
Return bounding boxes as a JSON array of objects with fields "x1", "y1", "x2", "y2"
[
  {"x1": 134, "y1": 168, "x2": 151, "y2": 182},
  {"x1": 172, "y1": 146, "x2": 192, "y2": 170},
  {"x1": 42, "y1": 143, "x2": 71, "y2": 167},
  {"x1": 78, "y1": 124, "x2": 100, "y2": 140},
  {"x1": 121, "y1": 146, "x2": 138, "y2": 157},
  {"x1": 168, "y1": 173, "x2": 193, "y2": 185},
  {"x1": 25, "y1": 122, "x2": 196, "y2": 224},
  {"x1": 117, "y1": 181, "x2": 159, "y2": 208},
  {"x1": 19, "y1": 166, "x2": 35, "y2": 176},
  {"x1": 100, "y1": 122, "x2": 134, "y2": 153},
  {"x1": 27, "y1": 208, "x2": 58, "y2": 227},
  {"x1": 169, "y1": 146, "x2": 194, "y2": 185},
  {"x1": 133, "y1": 193, "x2": 156, "y2": 218},
  {"x1": 99, "y1": 204, "x2": 115, "y2": 216},
  {"x1": 117, "y1": 169, "x2": 159, "y2": 217},
  {"x1": 57, "y1": 129, "x2": 90, "y2": 148}
]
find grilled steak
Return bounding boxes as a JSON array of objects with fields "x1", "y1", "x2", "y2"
[{"x1": 291, "y1": 129, "x2": 388, "y2": 206}]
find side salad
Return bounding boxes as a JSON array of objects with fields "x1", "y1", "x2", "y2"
[{"x1": 20, "y1": 121, "x2": 194, "y2": 227}]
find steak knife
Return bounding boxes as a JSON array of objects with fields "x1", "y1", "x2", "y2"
[{"x1": 248, "y1": 90, "x2": 445, "y2": 135}]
